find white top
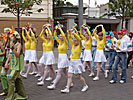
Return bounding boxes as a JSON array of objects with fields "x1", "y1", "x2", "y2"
[
  {"x1": 116, "y1": 38, "x2": 128, "y2": 52},
  {"x1": 92, "y1": 36, "x2": 97, "y2": 46},
  {"x1": 111, "y1": 37, "x2": 117, "y2": 50},
  {"x1": 123, "y1": 35, "x2": 130, "y2": 45}
]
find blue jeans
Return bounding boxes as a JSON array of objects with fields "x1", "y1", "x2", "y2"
[
  {"x1": 112, "y1": 52, "x2": 127, "y2": 82},
  {"x1": 108, "y1": 50, "x2": 116, "y2": 71},
  {"x1": 91, "y1": 47, "x2": 96, "y2": 70},
  {"x1": 102, "y1": 51, "x2": 110, "y2": 69}
]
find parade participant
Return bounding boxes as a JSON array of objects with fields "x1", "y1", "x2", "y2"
[
  {"x1": 22, "y1": 28, "x2": 39, "y2": 78},
  {"x1": 78, "y1": 25, "x2": 94, "y2": 76},
  {"x1": 109, "y1": 31, "x2": 128, "y2": 84},
  {"x1": 93, "y1": 25, "x2": 108, "y2": 81},
  {"x1": 4, "y1": 31, "x2": 28, "y2": 100},
  {"x1": 0, "y1": 28, "x2": 12, "y2": 96},
  {"x1": 20, "y1": 27, "x2": 31, "y2": 75},
  {"x1": 102, "y1": 35, "x2": 111, "y2": 69},
  {"x1": 107, "y1": 31, "x2": 117, "y2": 72},
  {"x1": 122, "y1": 28, "x2": 130, "y2": 44},
  {"x1": 127, "y1": 32, "x2": 133, "y2": 68},
  {"x1": 61, "y1": 29, "x2": 88, "y2": 93},
  {"x1": 37, "y1": 24, "x2": 56, "y2": 86},
  {"x1": 47, "y1": 25, "x2": 68, "y2": 89}
]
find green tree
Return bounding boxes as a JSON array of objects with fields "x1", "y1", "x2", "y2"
[
  {"x1": 54, "y1": 0, "x2": 73, "y2": 7},
  {"x1": 0, "y1": 0, "x2": 43, "y2": 33},
  {"x1": 102, "y1": 0, "x2": 133, "y2": 29}
]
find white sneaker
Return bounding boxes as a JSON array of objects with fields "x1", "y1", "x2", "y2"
[
  {"x1": 104, "y1": 70, "x2": 109, "y2": 78},
  {"x1": 45, "y1": 77, "x2": 52, "y2": 81},
  {"x1": 93, "y1": 77, "x2": 99, "y2": 81},
  {"x1": 65, "y1": 83, "x2": 74, "y2": 88},
  {"x1": 38, "y1": 77, "x2": 42, "y2": 81},
  {"x1": 47, "y1": 84, "x2": 56, "y2": 90},
  {"x1": 89, "y1": 73, "x2": 94, "y2": 77},
  {"x1": 29, "y1": 72, "x2": 37, "y2": 75},
  {"x1": 81, "y1": 85, "x2": 88, "y2": 92},
  {"x1": 35, "y1": 73, "x2": 41, "y2": 77},
  {"x1": 21, "y1": 74, "x2": 27, "y2": 79},
  {"x1": 131, "y1": 76, "x2": 133, "y2": 79},
  {"x1": 119, "y1": 80, "x2": 125, "y2": 84},
  {"x1": 109, "y1": 80, "x2": 116, "y2": 84},
  {"x1": 61, "y1": 88, "x2": 70, "y2": 93},
  {"x1": 37, "y1": 81, "x2": 44, "y2": 86}
]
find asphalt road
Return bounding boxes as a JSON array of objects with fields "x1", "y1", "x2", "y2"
[{"x1": 1, "y1": 65, "x2": 133, "y2": 100}]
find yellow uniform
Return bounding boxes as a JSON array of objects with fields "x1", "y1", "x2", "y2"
[
  {"x1": 54, "y1": 29, "x2": 68, "y2": 54},
  {"x1": 93, "y1": 27, "x2": 106, "y2": 50},
  {"x1": 39, "y1": 29, "x2": 47, "y2": 53},
  {"x1": 45, "y1": 28, "x2": 54, "y2": 51},
  {"x1": 22, "y1": 29, "x2": 31, "y2": 50},
  {"x1": 79, "y1": 28, "x2": 92, "y2": 50},
  {"x1": 27, "y1": 30, "x2": 37, "y2": 50},
  {"x1": 68, "y1": 31, "x2": 82, "y2": 59}
]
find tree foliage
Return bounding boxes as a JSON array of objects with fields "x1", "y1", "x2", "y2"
[
  {"x1": 102, "y1": 0, "x2": 133, "y2": 28},
  {"x1": 0, "y1": 0, "x2": 43, "y2": 16},
  {"x1": 54, "y1": 0, "x2": 73, "y2": 7}
]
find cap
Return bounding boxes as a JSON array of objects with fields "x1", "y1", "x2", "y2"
[
  {"x1": 122, "y1": 28, "x2": 127, "y2": 32},
  {"x1": 106, "y1": 35, "x2": 111, "y2": 38},
  {"x1": 118, "y1": 31, "x2": 123, "y2": 35},
  {"x1": 13, "y1": 31, "x2": 20, "y2": 39},
  {"x1": 112, "y1": 31, "x2": 117, "y2": 35}
]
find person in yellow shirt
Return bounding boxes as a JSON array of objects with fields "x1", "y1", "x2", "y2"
[
  {"x1": 75, "y1": 25, "x2": 94, "y2": 77},
  {"x1": 22, "y1": 28, "x2": 39, "y2": 78},
  {"x1": 61, "y1": 29, "x2": 88, "y2": 93},
  {"x1": 37, "y1": 25, "x2": 56, "y2": 86},
  {"x1": 93, "y1": 25, "x2": 108, "y2": 81},
  {"x1": 47, "y1": 25, "x2": 68, "y2": 89},
  {"x1": 20, "y1": 27, "x2": 31, "y2": 75}
]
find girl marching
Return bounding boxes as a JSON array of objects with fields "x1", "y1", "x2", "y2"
[
  {"x1": 61, "y1": 28, "x2": 88, "y2": 93},
  {"x1": 47, "y1": 24, "x2": 68, "y2": 89}
]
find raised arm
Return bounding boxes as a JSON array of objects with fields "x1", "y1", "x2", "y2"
[
  {"x1": 25, "y1": 29, "x2": 32, "y2": 42},
  {"x1": 86, "y1": 28, "x2": 92, "y2": 41},
  {"x1": 59, "y1": 28, "x2": 68, "y2": 44},
  {"x1": 22, "y1": 28, "x2": 27, "y2": 42},
  {"x1": 68, "y1": 30, "x2": 74, "y2": 47},
  {"x1": 102, "y1": 26, "x2": 106, "y2": 41},
  {"x1": 39, "y1": 28, "x2": 47, "y2": 42},
  {"x1": 79, "y1": 27, "x2": 86, "y2": 41},
  {"x1": 93, "y1": 26, "x2": 98, "y2": 40},
  {"x1": 73, "y1": 32, "x2": 82, "y2": 47},
  {"x1": 30, "y1": 29, "x2": 37, "y2": 43},
  {"x1": 47, "y1": 27, "x2": 54, "y2": 43},
  {"x1": 54, "y1": 29, "x2": 61, "y2": 43}
]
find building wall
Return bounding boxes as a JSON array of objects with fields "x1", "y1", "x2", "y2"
[{"x1": 0, "y1": 0, "x2": 53, "y2": 51}]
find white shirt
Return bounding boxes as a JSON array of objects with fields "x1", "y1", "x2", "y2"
[
  {"x1": 123, "y1": 35, "x2": 130, "y2": 45},
  {"x1": 111, "y1": 37, "x2": 117, "y2": 50},
  {"x1": 116, "y1": 38, "x2": 128, "y2": 52},
  {"x1": 92, "y1": 36, "x2": 97, "y2": 46}
]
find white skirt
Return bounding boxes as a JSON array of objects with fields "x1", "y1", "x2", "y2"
[
  {"x1": 29, "y1": 50, "x2": 38, "y2": 62},
  {"x1": 94, "y1": 50, "x2": 107, "y2": 62},
  {"x1": 45, "y1": 51, "x2": 55, "y2": 65},
  {"x1": 24, "y1": 50, "x2": 31, "y2": 61},
  {"x1": 83, "y1": 49, "x2": 92, "y2": 61},
  {"x1": 39, "y1": 52, "x2": 46, "y2": 65},
  {"x1": 58, "y1": 54, "x2": 69, "y2": 69},
  {"x1": 68, "y1": 59, "x2": 85, "y2": 74}
]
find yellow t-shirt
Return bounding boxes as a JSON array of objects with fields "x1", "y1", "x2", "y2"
[
  {"x1": 93, "y1": 27, "x2": 106, "y2": 50},
  {"x1": 54, "y1": 29, "x2": 68, "y2": 54},
  {"x1": 22, "y1": 29, "x2": 30, "y2": 50},
  {"x1": 68, "y1": 31, "x2": 82, "y2": 59}
]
